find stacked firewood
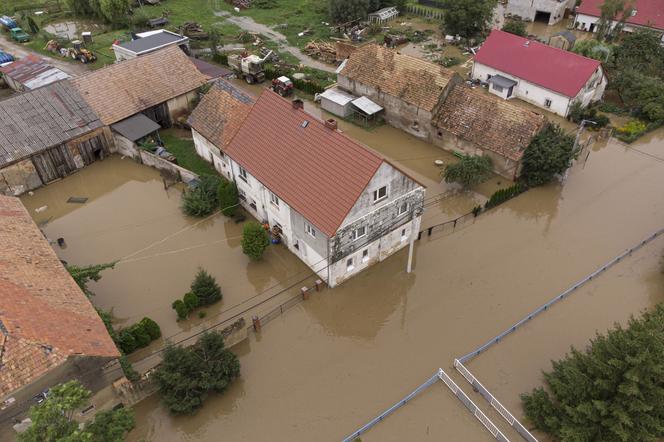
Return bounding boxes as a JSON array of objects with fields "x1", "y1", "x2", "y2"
[{"x1": 304, "y1": 40, "x2": 336, "y2": 63}]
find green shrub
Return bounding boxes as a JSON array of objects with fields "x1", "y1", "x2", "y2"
[
  {"x1": 183, "y1": 292, "x2": 200, "y2": 311},
  {"x1": 119, "y1": 355, "x2": 140, "y2": 382},
  {"x1": 615, "y1": 119, "x2": 648, "y2": 143},
  {"x1": 253, "y1": 0, "x2": 277, "y2": 7},
  {"x1": 521, "y1": 124, "x2": 575, "y2": 187},
  {"x1": 117, "y1": 317, "x2": 161, "y2": 353},
  {"x1": 117, "y1": 329, "x2": 137, "y2": 354},
  {"x1": 443, "y1": 155, "x2": 493, "y2": 188},
  {"x1": 172, "y1": 299, "x2": 189, "y2": 320},
  {"x1": 128, "y1": 323, "x2": 151, "y2": 348},
  {"x1": 212, "y1": 53, "x2": 228, "y2": 66},
  {"x1": 139, "y1": 317, "x2": 161, "y2": 340},
  {"x1": 241, "y1": 221, "x2": 270, "y2": 260},
  {"x1": 198, "y1": 311, "x2": 207, "y2": 319},
  {"x1": 484, "y1": 183, "x2": 527, "y2": 209},
  {"x1": 218, "y1": 180, "x2": 239, "y2": 216},
  {"x1": 181, "y1": 175, "x2": 221, "y2": 217},
  {"x1": 502, "y1": 19, "x2": 527, "y2": 37},
  {"x1": 191, "y1": 268, "x2": 222, "y2": 305}
]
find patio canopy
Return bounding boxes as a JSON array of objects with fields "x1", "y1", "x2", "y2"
[
  {"x1": 111, "y1": 113, "x2": 161, "y2": 142},
  {"x1": 352, "y1": 96, "x2": 383, "y2": 116},
  {"x1": 487, "y1": 75, "x2": 517, "y2": 89}
]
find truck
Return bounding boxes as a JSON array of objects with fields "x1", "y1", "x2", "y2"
[
  {"x1": 227, "y1": 50, "x2": 273, "y2": 84},
  {"x1": 271, "y1": 76, "x2": 294, "y2": 97},
  {"x1": 10, "y1": 27, "x2": 30, "y2": 43}
]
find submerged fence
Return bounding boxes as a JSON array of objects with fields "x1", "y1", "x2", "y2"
[{"x1": 342, "y1": 369, "x2": 510, "y2": 442}]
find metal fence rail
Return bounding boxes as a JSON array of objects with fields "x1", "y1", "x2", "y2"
[
  {"x1": 454, "y1": 360, "x2": 537, "y2": 442},
  {"x1": 457, "y1": 228, "x2": 664, "y2": 364}
]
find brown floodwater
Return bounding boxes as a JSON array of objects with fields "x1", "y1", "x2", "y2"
[{"x1": 122, "y1": 128, "x2": 664, "y2": 441}]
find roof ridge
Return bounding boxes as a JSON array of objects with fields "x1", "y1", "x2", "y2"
[{"x1": 491, "y1": 29, "x2": 602, "y2": 65}]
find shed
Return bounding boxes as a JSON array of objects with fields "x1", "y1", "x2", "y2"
[
  {"x1": 548, "y1": 30, "x2": 577, "y2": 50},
  {"x1": 351, "y1": 96, "x2": 383, "y2": 125},
  {"x1": 487, "y1": 74, "x2": 518, "y2": 99},
  {"x1": 319, "y1": 87, "x2": 356, "y2": 117},
  {"x1": 112, "y1": 29, "x2": 189, "y2": 61},
  {"x1": 0, "y1": 54, "x2": 70, "y2": 92},
  {"x1": 368, "y1": 7, "x2": 399, "y2": 23}
]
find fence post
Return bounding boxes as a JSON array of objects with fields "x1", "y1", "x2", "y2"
[
  {"x1": 315, "y1": 279, "x2": 324, "y2": 292},
  {"x1": 301, "y1": 286, "x2": 310, "y2": 300},
  {"x1": 252, "y1": 315, "x2": 261, "y2": 332}
]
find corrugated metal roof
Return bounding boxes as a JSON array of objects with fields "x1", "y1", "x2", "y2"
[
  {"x1": 226, "y1": 90, "x2": 385, "y2": 236},
  {"x1": 0, "y1": 54, "x2": 70, "y2": 90},
  {"x1": 319, "y1": 87, "x2": 355, "y2": 106},
  {"x1": 116, "y1": 30, "x2": 187, "y2": 55},
  {"x1": 0, "y1": 81, "x2": 102, "y2": 167},
  {"x1": 351, "y1": 96, "x2": 383, "y2": 115}
]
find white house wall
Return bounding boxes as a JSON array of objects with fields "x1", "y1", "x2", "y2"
[
  {"x1": 574, "y1": 13, "x2": 664, "y2": 42},
  {"x1": 506, "y1": 0, "x2": 573, "y2": 24}
]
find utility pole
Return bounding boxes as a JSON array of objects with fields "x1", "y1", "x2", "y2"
[{"x1": 563, "y1": 119, "x2": 596, "y2": 183}]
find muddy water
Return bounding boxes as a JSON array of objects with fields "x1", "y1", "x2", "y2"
[
  {"x1": 126, "y1": 125, "x2": 664, "y2": 442},
  {"x1": 20, "y1": 156, "x2": 311, "y2": 344}
]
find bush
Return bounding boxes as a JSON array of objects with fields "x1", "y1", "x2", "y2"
[
  {"x1": 218, "y1": 180, "x2": 239, "y2": 216},
  {"x1": 191, "y1": 268, "x2": 222, "y2": 305},
  {"x1": 502, "y1": 19, "x2": 527, "y2": 37},
  {"x1": 241, "y1": 221, "x2": 270, "y2": 260},
  {"x1": 253, "y1": 0, "x2": 277, "y2": 7},
  {"x1": 520, "y1": 124, "x2": 575, "y2": 187},
  {"x1": 116, "y1": 317, "x2": 161, "y2": 353},
  {"x1": 521, "y1": 304, "x2": 664, "y2": 441},
  {"x1": 172, "y1": 299, "x2": 189, "y2": 320},
  {"x1": 443, "y1": 155, "x2": 493, "y2": 188},
  {"x1": 119, "y1": 355, "x2": 140, "y2": 382},
  {"x1": 181, "y1": 175, "x2": 221, "y2": 217},
  {"x1": 568, "y1": 102, "x2": 610, "y2": 128},
  {"x1": 484, "y1": 183, "x2": 527, "y2": 209},
  {"x1": 212, "y1": 53, "x2": 228, "y2": 66},
  {"x1": 615, "y1": 119, "x2": 648, "y2": 143},
  {"x1": 183, "y1": 292, "x2": 200, "y2": 310},
  {"x1": 139, "y1": 317, "x2": 161, "y2": 340}
]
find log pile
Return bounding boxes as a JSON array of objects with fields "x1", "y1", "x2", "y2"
[
  {"x1": 180, "y1": 22, "x2": 209, "y2": 40},
  {"x1": 226, "y1": 0, "x2": 252, "y2": 8},
  {"x1": 304, "y1": 40, "x2": 336, "y2": 63}
]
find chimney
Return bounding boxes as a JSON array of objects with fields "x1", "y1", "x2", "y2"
[
  {"x1": 292, "y1": 99, "x2": 304, "y2": 110},
  {"x1": 324, "y1": 119, "x2": 338, "y2": 130}
]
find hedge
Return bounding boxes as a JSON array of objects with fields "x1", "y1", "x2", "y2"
[
  {"x1": 116, "y1": 317, "x2": 161, "y2": 354},
  {"x1": 484, "y1": 183, "x2": 527, "y2": 210}
]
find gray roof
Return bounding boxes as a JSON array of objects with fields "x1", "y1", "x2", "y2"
[
  {"x1": 118, "y1": 31, "x2": 186, "y2": 54},
  {"x1": 111, "y1": 113, "x2": 161, "y2": 141},
  {"x1": 0, "y1": 81, "x2": 102, "y2": 167},
  {"x1": 554, "y1": 30, "x2": 577, "y2": 43},
  {"x1": 488, "y1": 74, "x2": 517, "y2": 88},
  {"x1": 352, "y1": 96, "x2": 383, "y2": 115}
]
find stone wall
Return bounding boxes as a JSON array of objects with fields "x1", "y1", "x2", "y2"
[
  {"x1": 0, "y1": 159, "x2": 43, "y2": 196},
  {"x1": 167, "y1": 91, "x2": 199, "y2": 125},
  {"x1": 139, "y1": 150, "x2": 198, "y2": 183}
]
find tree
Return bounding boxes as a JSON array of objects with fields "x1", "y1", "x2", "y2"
[
  {"x1": 172, "y1": 299, "x2": 189, "y2": 320},
  {"x1": 183, "y1": 292, "x2": 200, "y2": 311},
  {"x1": 572, "y1": 39, "x2": 613, "y2": 62},
  {"x1": 613, "y1": 29, "x2": 664, "y2": 78},
  {"x1": 99, "y1": 0, "x2": 130, "y2": 25},
  {"x1": 66, "y1": 262, "x2": 116, "y2": 297},
  {"x1": 441, "y1": 0, "x2": 497, "y2": 45},
  {"x1": 520, "y1": 124, "x2": 575, "y2": 187},
  {"x1": 84, "y1": 407, "x2": 135, "y2": 442},
  {"x1": 443, "y1": 155, "x2": 493, "y2": 188},
  {"x1": 502, "y1": 19, "x2": 527, "y2": 37},
  {"x1": 241, "y1": 221, "x2": 270, "y2": 260},
  {"x1": 154, "y1": 332, "x2": 240, "y2": 414},
  {"x1": 191, "y1": 268, "x2": 222, "y2": 305},
  {"x1": 521, "y1": 304, "x2": 664, "y2": 441},
  {"x1": 181, "y1": 175, "x2": 221, "y2": 217},
  {"x1": 328, "y1": 0, "x2": 369, "y2": 24},
  {"x1": 595, "y1": 0, "x2": 633, "y2": 42},
  {"x1": 218, "y1": 180, "x2": 239, "y2": 216},
  {"x1": 19, "y1": 381, "x2": 90, "y2": 442}
]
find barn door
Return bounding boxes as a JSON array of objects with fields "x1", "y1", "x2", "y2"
[
  {"x1": 33, "y1": 145, "x2": 75, "y2": 183},
  {"x1": 78, "y1": 135, "x2": 108, "y2": 165}
]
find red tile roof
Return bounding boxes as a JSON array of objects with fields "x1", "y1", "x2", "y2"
[
  {"x1": 577, "y1": 0, "x2": 664, "y2": 30},
  {"x1": 474, "y1": 30, "x2": 603, "y2": 97},
  {"x1": 225, "y1": 91, "x2": 386, "y2": 236},
  {"x1": 0, "y1": 196, "x2": 119, "y2": 398}
]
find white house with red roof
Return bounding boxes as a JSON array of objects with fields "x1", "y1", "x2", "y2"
[
  {"x1": 506, "y1": 0, "x2": 576, "y2": 25},
  {"x1": 190, "y1": 88, "x2": 425, "y2": 288},
  {"x1": 574, "y1": 0, "x2": 664, "y2": 42},
  {"x1": 471, "y1": 30, "x2": 607, "y2": 117}
]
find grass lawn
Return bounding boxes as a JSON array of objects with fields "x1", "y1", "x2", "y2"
[{"x1": 160, "y1": 129, "x2": 218, "y2": 177}]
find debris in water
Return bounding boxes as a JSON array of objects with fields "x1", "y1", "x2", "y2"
[
  {"x1": 67, "y1": 196, "x2": 88, "y2": 204},
  {"x1": 35, "y1": 205, "x2": 47, "y2": 213}
]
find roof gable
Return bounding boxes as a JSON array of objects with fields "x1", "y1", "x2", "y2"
[
  {"x1": 188, "y1": 79, "x2": 254, "y2": 147},
  {"x1": 474, "y1": 30, "x2": 603, "y2": 97},
  {"x1": 71, "y1": 46, "x2": 207, "y2": 125},
  {"x1": 0, "y1": 81, "x2": 102, "y2": 167},
  {"x1": 340, "y1": 43, "x2": 458, "y2": 111},
  {"x1": 0, "y1": 196, "x2": 119, "y2": 397},
  {"x1": 433, "y1": 85, "x2": 545, "y2": 161},
  {"x1": 225, "y1": 91, "x2": 386, "y2": 236}
]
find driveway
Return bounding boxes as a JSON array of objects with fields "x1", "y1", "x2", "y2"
[{"x1": 0, "y1": 34, "x2": 89, "y2": 76}]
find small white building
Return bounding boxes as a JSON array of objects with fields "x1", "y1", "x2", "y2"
[
  {"x1": 573, "y1": 0, "x2": 664, "y2": 42},
  {"x1": 189, "y1": 84, "x2": 425, "y2": 288},
  {"x1": 472, "y1": 30, "x2": 607, "y2": 117},
  {"x1": 368, "y1": 6, "x2": 399, "y2": 24},
  {"x1": 112, "y1": 29, "x2": 189, "y2": 62},
  {"x1": 318, "y1": 87, "x2": 355, "y2": 118},
  {"x1": 506, "y1": 0, "x2": 576, "y2": 25}
]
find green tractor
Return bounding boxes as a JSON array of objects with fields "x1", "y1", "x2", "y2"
[{"x1": 10, "y1": 27, "x2": 30, "y2": 43}]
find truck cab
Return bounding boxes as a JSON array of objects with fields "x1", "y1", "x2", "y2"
[{"x1": 10, "y1": 27, "x2": 29, "y2": 43}]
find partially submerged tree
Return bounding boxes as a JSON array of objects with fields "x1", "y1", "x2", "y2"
[
  {"x1": 218, "y1": 180, "x2": 239, "y2": 216},
  {"x1": 181, "y1": 175, "x2": 221, "y2": 217},
  {"x1": 191, "y1": 268, "x2": 222, "y2": 305},
  {"x1": 443, "y1": 155, "x2": 493, "y2": 188},
  {"x1": 19, "y1": 380, "x2": 134, "y2": 442},
  {"x1": 154, "y1": 332, "x2": 240, "y2": 414},
  {"x1": 595, "y1": 0, "x2": 633, "y2": 42},
  {"x1": 66, "y1": 262, "x2": 116, "y2": 297},
  {"x1": 502, "y1": 19, "x2": 527, "y2": 37},
  {"x1": 441, "y1": 0, "x2": 497, "y2": 45},
  {"x1": 241, "y1": 221, "x2": 270, "y2": 260},
  {"x1": 521, "y1": 304, "x2": 664, "y2": 441},
  {"x1": 520, "y1": 124, "x2": 575, "y2": 187}
]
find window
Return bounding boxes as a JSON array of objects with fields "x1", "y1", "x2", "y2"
[
  {"x1": 269, "y1": 192, "x2": 279, "y2": 207},
  {"x1": 350, "y1": 225, "x2": 367, "y2": 241},
  {"x1": 238, "y1": 166, "x2": 248, "y2": 182},
  {"x1": 401, "y1": 228, "x2": 407, "y2": 242},
  {"x1": 397, "y1": 202, "x2": 409, "y2": 216},
  {"x1": 238, "y1": 189, "x2": 246, "y2": 201},
  {"x1": 249, "y1": 199, "x2": 257, "y2": 211},
  {"x1": 305, "y1": 222, "x2": 316, "y2": 238},
  {"x1": 373, "y1": 186, "x2": 387, "y2": 203},
  {"x1": 544, "y1": 98, "x2": 552, "y2": 108},
  {"x1": 362, "y1": 249, "x2": 369, "y2": 263},
  {"x1": 346, "y1": 257, "x2": 354, "y2": 272}
]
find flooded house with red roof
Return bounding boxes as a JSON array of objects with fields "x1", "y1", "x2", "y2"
[
  {"x1": 471, "y1": 30, "x2": 607, "y2": 117},
  {"x1": 574, "y1": 0, "x2": 664, "y2": 42},
  {"x1": 189, "y1": 82, "x2": 425, "y2": 287}
]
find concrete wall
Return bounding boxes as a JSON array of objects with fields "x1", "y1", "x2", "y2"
[
  {"x1": 139, "y1": 150, "x2": 198, "y2": 183},
  {"x1": 574, "y1": 13, "x2": 664, "y2": 42},
  {"x1": 110, "y1": 133, "x2": 140, "y2": 159},
  {"x1": 0, "y1": 159, "x2": 42, "y2": 196},
  {"x1": 472, "y1": 62, "x2": 573, "y2": 116},
  {"x1": 506, "y1": 0, "x2": 572, "y2": 24},
  {"x1": 167, "y1": 91, "x2": 199, "y2": 125}
]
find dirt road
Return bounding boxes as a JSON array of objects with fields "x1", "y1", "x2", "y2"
[{"x1": 0, "y1": 34, "x2": 89, "y2": 76}]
